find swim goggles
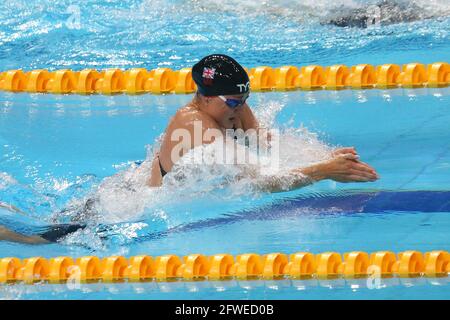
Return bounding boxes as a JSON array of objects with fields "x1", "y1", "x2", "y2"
[{"x1": 218, "y1": 92, "x2": 249, "y2": 109}]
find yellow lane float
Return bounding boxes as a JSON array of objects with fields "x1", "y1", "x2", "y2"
[
  {"x1": 0, "y1": 250, "x2": 448, "y2": 284},
  {"x1": 1, "y1": 62, "x2": 448, "y2": 95}
]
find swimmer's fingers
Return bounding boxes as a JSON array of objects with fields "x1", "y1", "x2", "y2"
[
  {"x1": 339, "y1": 152, "x2": 379, "y2": 178},
  {"x1": 348, "y1": 168, "x2": 378, "y2": 181},
  {"x1": 351, "y1": 161, "x2": 380, "y2": 178},
  {"x1": 338, "y1": 153, "x2": 359, "y2": 161},
  {"x1": 323, "y1": 154, "x2": 378, "y2": 183},
  {"x1": 333, "y1": 147, "x2": 357, "y2": 156},
  {"x1": 343, "y1": 174, "x2": 377, "y2": 182},
  {"x1": 348, "y1": 159, "x2": 379, "y2": 180}
]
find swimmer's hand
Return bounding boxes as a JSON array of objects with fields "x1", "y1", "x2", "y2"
[
  {"x1": 252, "y1": 150, "x2": 378, "y2": 193},
  {"x1": 318, "y1": 153, "x2": 379, "y2": 183},
  {"x1": 332, "y1": 147, "x2": 358, "y2": 157}
]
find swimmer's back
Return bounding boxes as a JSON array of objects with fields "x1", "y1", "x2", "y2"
[{"x1": 149, "y1": 103, "x2": 228, "y2": 186}]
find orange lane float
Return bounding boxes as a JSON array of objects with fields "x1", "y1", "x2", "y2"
[
  {"x1": 0, "y1": 250, "x2": 448, "y2": 284},
  {"x1": 0, "y1": 62, "x2": 448, "y2": 95}
]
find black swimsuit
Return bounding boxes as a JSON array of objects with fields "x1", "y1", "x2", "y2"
[{"x1": 159, "y1": 157, "x2": 168, "y2": 177}]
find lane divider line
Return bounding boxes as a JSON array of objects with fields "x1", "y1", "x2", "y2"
[
  {"x1": 0, "y1": 62, "x2": 448, "y2": 95},
  {"x1": 0, "y1": 250, "x2": 448, "y2": 284}
]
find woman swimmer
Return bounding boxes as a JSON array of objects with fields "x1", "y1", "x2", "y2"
[
  {"x1": 0, "y1": 54, "x2": 378, "y2": 244},
  {"x1": 149, "y1": 54, "x2": 379, "y2": 189}
]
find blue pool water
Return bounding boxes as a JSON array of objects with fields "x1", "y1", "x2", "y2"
[{"x1": 1, "y1": 0, "x2": 450, "y2": 299}]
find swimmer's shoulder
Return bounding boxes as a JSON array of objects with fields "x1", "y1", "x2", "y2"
[
  {"x1": 169, "y1": 103, "x2": 219, "y2": 131},
  {"x1": 159, "y1": 103, "x2": 221, "y2": 168}
]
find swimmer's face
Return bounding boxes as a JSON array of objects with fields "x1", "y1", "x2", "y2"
[{"x1": 204, "y1": 94, "x2": 246, "y2": 129}]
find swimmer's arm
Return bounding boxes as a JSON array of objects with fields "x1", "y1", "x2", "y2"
[
  {"x1": 254, "y1": 154, "x2": 379, "y2": 193},
  {"x1": 252, "y1": 164, "x2": 325, "y2": 193}
]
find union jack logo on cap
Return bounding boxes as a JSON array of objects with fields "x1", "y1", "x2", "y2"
[{"x1": 202, "y1": 67, "x2": 216, "y2": 79}]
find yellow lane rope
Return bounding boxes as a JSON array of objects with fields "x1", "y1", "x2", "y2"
[
  {"x1": 0, "y1": 62, "x2": 448, "y2": 95},
  {"x1": 0, "y1": 250, "x2": 448, "y2": 284}
]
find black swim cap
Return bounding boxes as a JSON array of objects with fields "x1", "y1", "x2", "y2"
[{"x1": 192, "y1": 54, "x2": 250, "y2": 97}]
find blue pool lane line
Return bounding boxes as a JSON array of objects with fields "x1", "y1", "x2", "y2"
[
  {"x1": 138, "y1": 190, "x2": 450, "y2": 241},
  {"x1": 1, "y1": 190, "x2": 449, "y2": 242}
]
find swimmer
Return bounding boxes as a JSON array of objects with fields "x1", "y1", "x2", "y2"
[
  {"x1": 0, "y1": 54, "x2": 378, "y2": 244},
  {"x1": 324, "y1": 0, "x2": 433, "y2": 28},
  {"x1": 148, "y1": 53, "x2": 379, "y2": 190}
]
